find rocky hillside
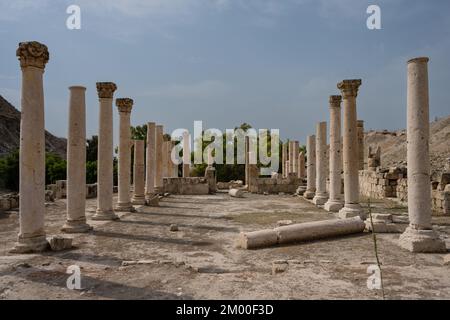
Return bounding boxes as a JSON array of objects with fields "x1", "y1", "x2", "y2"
[
  {"x1": 365, "y1": 115, "x2": 450, "y2": 175},
  {"x1": 0, "y1": 95, "x2": 66, "y2": 158}
]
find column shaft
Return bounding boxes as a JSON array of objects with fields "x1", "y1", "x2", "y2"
[
  {"x1": 337, "y1": 79, "x2": 364, "y2": 219},
  {"x1": 399, "y1": 57, "x2": 446, "y2": 252},
  {"x1": 116, "y1": 98, "x2": 133, "y2": 212},
  {"x1": 145, "y1": 122, "x2": 156, "y2": 199},
  {"x1": 325, "y1": 95, "x2": 344, "y2": 212},
  {"x1": 155, "y1": 125, "x2": 164, "y2": 193},
  {"x1": 93, "y1": 82, "x2": 118, "y2": 220},
  {"x1": 304, "y1": 135, "x2": 316, "y2": 199},
  {"x1": 132, "y1": 140, "x2": 146, "y2": 204},
  {"x1": 13, "y1": 41, "x2": 49, "y2": 253},
  {"x1": 62, "y1": 86, "x2": 92, "y2": 232},
  {"x1": 182, "y1": 131, "x2": 190, "y2": 177},
  {"x1": 313, "y1": 122, "x2": 329, "y2": 205}
]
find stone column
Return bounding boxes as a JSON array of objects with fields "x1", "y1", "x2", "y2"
[
  {"x1": 245, "y1": 136, "x2": 249, "y2": 184},
  {"x1": 313, "y1": 122, "x2": 329, "y2": 205},
  {"x1": 154, "y1": 125, "x2": 164, "y2": 193},
  {"x1": 357, "y1": 120, "x2": 365, "y2": 170},
  {"x1": 115, "y1": 98, "x2": 133, "y2": 212},
  {"x1": 298, "y1": 152, "x2": 305, "y2": 180},
  {"x1": 145, "y1": 122, "x2": 156, "y2": 199},
  {"x1": 92, "y1": 82, "x2": 119, "y2": 221},
  {"x1": 12, "y1": 41, "x2": 50, "y2": 253},
  {"x1": 289, "y1": 141, "x2": 295, "y2": 174},
  {"x1": 131, "y1": 140, "x2": 146, "y2": 205},
  {"x1": 205, "y1": 147, "x2": 216, "y2": 193},
  {"x1": 399, "y1": 57, "x2": 446, "y2": 252},
  {"x1": 161, "y1": 139, "x2": 169, "y2": 178},
  {"x1": 337, "y1": 79, "x2": 364, "y2": 219},
  {"x1": 282, "y1": 142, "x2": 287, "y2": 178},
  {"x1": 171, "y1": 141, "x2": 178, "y2": 177},
  {"x1": 182, "y1": 131, "x2": 190, "y2": 177},
  {"x1": 325, "y1": 95, "x2": 344, "y2": 212},
  {"x1": 62, "y1": 86, "x2": 92, "y2": 233},
  {"x1": 303, "y1": 135, "x2": 316, "y2": 199},
  {"x1": 292, "y1": 141, "x2": 299, "y2": 175}
]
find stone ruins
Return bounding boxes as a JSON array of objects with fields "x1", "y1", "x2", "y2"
[{"x1": 1, "y1": 40, "x2": 449, "y2": 299}]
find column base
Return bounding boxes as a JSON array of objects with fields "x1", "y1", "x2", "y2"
[
  {"x1": 303, "y1": 190, "x2": 315, "y2": 200},
  {"x1": 131, "y1": 196, "x2": 146, "y2": 205},
  {"x1": 146, "y1": 195, "x2": 160, "y2": 207},
  {"x1": 399, "y1": 226, "x2": 447, "y2": 253},
  {"x1": 295, "y1": 186, "x2": 307, "y2": 196},
  {"x1": 10, "y1": 234, "x2": 48, "y2": 254},
  {"x1": 336, "y1": 204, "x2": 366, "y2": 219},
  {"x1": 92, "y1": 209, "x2": 119, "y2": 221},
  {"x1": 364, "y1": 214, "x2": 400, "y2": 233},
  {"x1": 324, "y1": 200, "x2": 344, "y2": 212},
  {"x1": 61, "y1": 219, "x2": 93, "y2": 233},
  {"x1": 312, "y1": 193, "x2": 328, "y2": 205},
  {"x1": 115, "y1": 202, "x2": 135, "y2": 212}
]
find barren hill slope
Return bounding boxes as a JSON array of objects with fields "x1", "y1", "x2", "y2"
[
  {"x1": 365, "y1": 115, "x2": 450, "y2": 175},
  {"x1": 0, "y1": 95, "x2": 66, "y2": 158}
]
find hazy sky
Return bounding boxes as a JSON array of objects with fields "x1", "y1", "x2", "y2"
[{"x1": 1, "y1": 0, "x2": 449, "y2": 145}]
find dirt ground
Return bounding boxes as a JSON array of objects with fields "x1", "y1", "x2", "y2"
[{"x1": 0, "y1": 192, "x2": 449, "y2": 300}]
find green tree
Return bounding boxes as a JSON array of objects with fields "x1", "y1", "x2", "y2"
[
  {"x1": 45, "y1": 153, "x2": 67, "y2": 184},
  {"x1": 0, "y1": 149, "x2": 20, "y2": 191}
]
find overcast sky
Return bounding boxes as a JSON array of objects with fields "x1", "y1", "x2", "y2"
[{"x1": 1, "y1": 0, "x2": 449, "y2": 145}]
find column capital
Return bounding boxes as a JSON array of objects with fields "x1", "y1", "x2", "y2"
[
  {"x1": 337, "y1": 79, "x2": 362, "y2": 98},
  {"x1": 96, "y1": 82, "x2": 117, "y2": 99},
  {"x1": 329, "y1": 95, "x2": 342, "y2": 105},
  {"x1": 16, "y1": 41, "x2": 49, "y2": 69},
  {"x1": 116, "y1": 98, "x2": 133, "y2": 113}
]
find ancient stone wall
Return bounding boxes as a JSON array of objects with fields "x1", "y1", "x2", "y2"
[
  {"x1": 252, "y1": 176, "x2": 302, "y2": 194},
  {"x1": 359, "y1": 167, "x2": 449, "y2": 215},
  {"x1": 163, "y1": 177, "x2": 210, "y2": 195}
]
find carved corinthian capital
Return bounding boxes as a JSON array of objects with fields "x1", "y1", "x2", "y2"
[
  {"x1": 337, "y1": 79, "x2": 362, "y2": 98},
  {"x1": 96, "y1": 82, "x2": 117, "y2": 99},
  {"x1": 329, "y1": 95, "x2": 342, "y2": 106},
  {"x1": 16, "y1": 41, "x2": 49, "y2": 69},
  {"x1": 116, "y1": 98, "x2": 134, "y2": 113}
]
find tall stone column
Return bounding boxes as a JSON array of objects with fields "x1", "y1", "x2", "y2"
[
  {"x1": 62, "y1": 86, "x2": 92, "y2": 233},
  {"x1": 154, "y1": 125, "x2": 164, "y2": 193},
  {"x1": 182, "y1": 131, "x2": 191, "y2": 177},
  {"x1": 12, "y1": 41, "x2": 49, "y2": 253},
  {"x1": 357, "y1": 120, "x2": 365, "y2": 170},
  {"x1": 170, "y1": 141, "x2": 177, "y2": 177},
  {"x1": 161, "y1": 139, "x2": 169, "y2": 178},
  {"x1": 282, "y1": 142, "x2": 287, "y2": 178},
  {"x1": 399, "y1": 57, "x2": 446, "y2": 252},
  {"x1": 313, "y1": 122, "x2": 329, "y2": 205},
  {"x1": 115, "y1": 98, "x2": 133, "y2": 212},
  {"x1": 145, "y1": 122, "x2": 156, "y2": 199},
  {"x1": 337, "y1": 79, "x2": 364, "y2": 219},
  {"x1": 93, "y1": 82, "x2": 118, "y2": 221},
  {"x1": 131, "y1": 140, "x2": 146, "y2": 205},
  {"x1": 325, "y1": 95, "x2": 344, "y2": 212},
  {"x1": 303, "y1": 135, "x2": 316, "y2": 199},
  {"x1": 289, "y1": 141, "x2": 295, "y2": 174},
  {"x1": 298, "y1": 152, "x2": 306, "y2": 179},
  {"x1": 245, "y1": 136, "x2": 249, "y2": 184},
  {"x1": 292, "y1": 141, "x2": 299, "y2": 175}
]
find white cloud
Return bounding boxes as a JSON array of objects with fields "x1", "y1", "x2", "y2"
[{"x1": 141, "y1": 80, "x2": 229, "y2": 99}]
